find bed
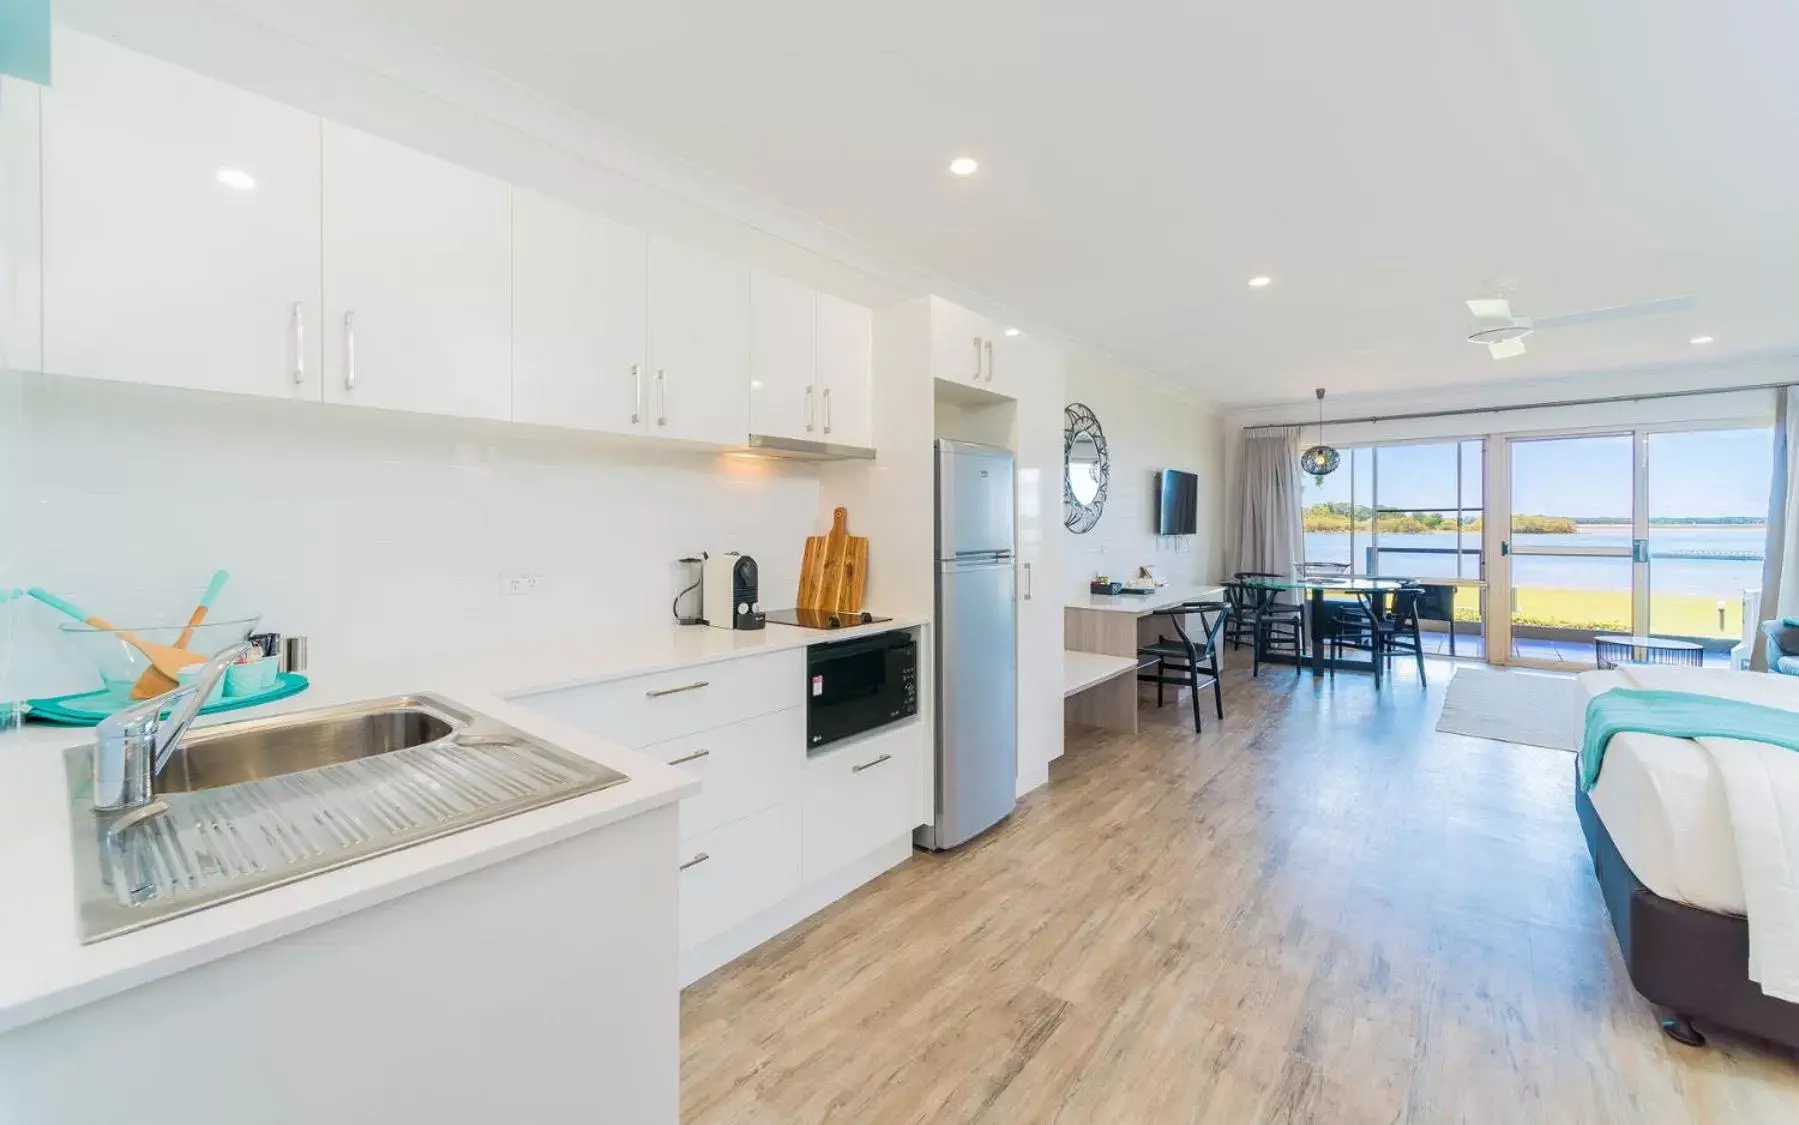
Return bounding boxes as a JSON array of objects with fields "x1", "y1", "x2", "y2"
[{"x1": 1576, "y1": 669, "x2": 1799, "y2": 1048}]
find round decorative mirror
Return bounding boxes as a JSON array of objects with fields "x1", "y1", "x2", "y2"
[{"x1": 1064, "y1": 402, "x2": 1110, "y2": 533}]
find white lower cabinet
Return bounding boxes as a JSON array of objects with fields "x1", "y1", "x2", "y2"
[
  {"x1": 677, "y1": 800, "x2": 802, "y2": 950},
  {"x1": 643, "y1": 707, "x2": 804, "y2": 841},
  {"x1": 510, "y1": 637, "x2": 926, "y2": 974},
  {"x1": 801, "y1": 724, "x2": 924, "y2": 883}
]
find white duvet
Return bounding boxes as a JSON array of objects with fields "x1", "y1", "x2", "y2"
[{"x1": 1603, "y1": 665, "x2": 1799, "y2": 1002}]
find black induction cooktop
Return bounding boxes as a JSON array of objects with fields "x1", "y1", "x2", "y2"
[{"x1": 763, "y1": 608, "x2": 894, "y2": 630}]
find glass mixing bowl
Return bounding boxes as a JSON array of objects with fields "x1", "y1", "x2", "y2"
[{"x1": 59, "y1": 616, "x2": 262, "y2": 702}]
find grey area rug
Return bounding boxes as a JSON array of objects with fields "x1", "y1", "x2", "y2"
[{"x1": 1435, "y1": 668, "x2": 1584, "y2": 752}]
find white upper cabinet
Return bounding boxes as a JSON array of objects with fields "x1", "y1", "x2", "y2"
[
  {"x1": 512, "y1": 188, "x2": 649, "y2": 434},
  {"x1": 40, "y1": 31, "x2": 322, "y2": 400},
  {"x1": 749, "y1": 269, "x2": 817, "y2": 442},
  {"x1": 927, "y1": 295, "x2": 1014, "y2": 399},
  {"x1": 984, "y1": 327, "x2": 1023, "y2": 399},
  {"x1": 647, "y1": 236, "x2": 750, "y2": 446},
  {"x1": 322, "y1": 122, "x2": 512, "y2": 420},
  {"x1": 814, "y1": 292, "x2": 874, "y2": 448}
]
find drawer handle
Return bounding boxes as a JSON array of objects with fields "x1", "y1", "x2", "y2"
[
  {"x1": 679, "y1": 851, "x2": 711, "y2": 872},
  {"x1": 646, "y1": 680, "x2": 709, "y2": 698},
  {"x1": 667, "y1": 748, "x2": 710, "y2": 766},
  {"x1": 851, "y1": 753, "x2": 893, "y2": 773}
]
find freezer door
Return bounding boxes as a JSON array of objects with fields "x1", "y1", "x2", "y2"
[
  {"x1": 937, "y1": 442, "x2": 1015, "y2": 558},
  {"x1": 931, "y1": 559, "x2": 1018, "y2": 848}
]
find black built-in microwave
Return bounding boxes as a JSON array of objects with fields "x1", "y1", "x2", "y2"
[{"x1": 806, "y1": 631, "x2": 918, "y2": 749}]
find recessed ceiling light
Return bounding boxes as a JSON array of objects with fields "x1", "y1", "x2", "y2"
[
  {"x1": 215, "y1": 167, "x2": 256, "y2": 191},
  {"x1": 949, "y1": 157, "x2": 979, "y2": 176},
  {"x1": 1689, "y1": 335, "x2": 1714, "y2": 345},
  {"x1": 1004, "y1": 328, "x2": 1020, "y2": 337},
  {"x1": 1248, "y1": 275, "x2": 1273, "y2": 288},
  {"x1": 749, "y1": 379, "x2": 764, "y2": 390}
]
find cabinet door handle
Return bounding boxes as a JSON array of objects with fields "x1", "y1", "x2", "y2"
[
  {"x1": 656, "y1": 369, "x2": 668, "y2": 427},
  {"x1": 343, "y1": 311, "x2": 356, "y2": 390},
  {"x1": 805, "y1": 385, "x2": 815, "y2": 433},
  {"x1": 851, "y1": 752, "x2": 892, "y2": 773},
  {"x1": 1023, "y1": 561, "x2": 1033, "y2": 600},
  {"x1": 823, "y1": 387, "x2": 832, "y2": 434},
  {"x1": 971, "y1": 336, "x2": 983, "y2": 381},
  {"x1": 290, "y1": 302, "x2": 305, "y2": 385},
  {"x1": 667, "y1": 748, "x2": 710, "y2": 766},
  {"x1": 631, "y1": 364, "x2": 642, "y2": 424},
  {"x1": 984, "y1": 339, "x2": 994, "y2": 382},
  {"x1": 679, "y1": 851, "x2": 711, "y2": 871},
  {"x1": 646, "y1": 680, "x2": 708, "y2": 698}
]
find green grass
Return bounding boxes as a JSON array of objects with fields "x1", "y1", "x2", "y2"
[{"x1": 1444, "y1": 586, "x2": 1740, "y2": 639}]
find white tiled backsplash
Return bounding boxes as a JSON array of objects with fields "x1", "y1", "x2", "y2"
[{"x1": 2, "y1": 374, "x2": 819, "y2": 701}]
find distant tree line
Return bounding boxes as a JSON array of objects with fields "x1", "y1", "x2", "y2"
[{"x1": 1302, "y1": 503, "x2": 1574, "y2": 534}]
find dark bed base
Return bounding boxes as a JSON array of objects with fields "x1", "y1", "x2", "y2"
[{"x1": 1576, "y1": 782, "x2": 1799, "y2": 1049}]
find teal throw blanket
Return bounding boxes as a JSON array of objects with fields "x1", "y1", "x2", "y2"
[{"x1": 1581, "y1": 688, "x2": 1799, "y2": 790}]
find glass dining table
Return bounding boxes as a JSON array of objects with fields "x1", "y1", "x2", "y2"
[{"x1": 1239, "y1": 575, "x2": 1410, "y2": 677}]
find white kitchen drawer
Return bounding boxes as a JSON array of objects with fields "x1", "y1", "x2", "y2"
[
  {"x1": 678, "y1": 800, "x2": 801, "y2": 950},
  {"x1": 801, "y1": 722, "x2": 925, "y2": 883},
  {"x1": 515, "y1": 649, "x2": 802, "y2": 748},
  {"x1": 644, "y1": 707, "x2": 805, "y2": 841}
]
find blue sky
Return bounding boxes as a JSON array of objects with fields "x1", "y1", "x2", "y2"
[{"x1": 1304, "y1": 428, "x2": 1773, "y2": 519}]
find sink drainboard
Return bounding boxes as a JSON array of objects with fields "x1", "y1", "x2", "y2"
[{"x1": 67, "y1": 702, "x2": 629, "y2": 943}]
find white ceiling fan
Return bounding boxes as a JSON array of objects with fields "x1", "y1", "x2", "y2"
[{"x1": 1465, "y1": 295, "x2": 1696, "y2": 360}]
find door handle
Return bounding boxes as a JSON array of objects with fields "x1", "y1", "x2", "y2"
[
  {"x1": 656, "y1": 369, "x2": 668, "y2": 427},
  {"x1": 631, "y1": 364, "x2": 642, "y2": 424},
  {"x1": 823, "y1": 387, "x2": 832, "y2": 434},
  {"x1": 291, "y1": 302, "x2": 305, "y2": 385},
  {"x1": 1633, "y1": 538, "x2": 1649, "y2": 564},
  {"x1": 851, "y1": 753, "x2": 892, "y2": 773},
  {"x1": 679, "y1": 851, "x2": 710, "y2": 871},
  {"x1": 343, "y1": 311, "x2": 356, "y2": 390},
  {"x1": 984, "y1": 339, "x2": 994, "y2": 382},
  {"x1": 805, "y1": 384, "x2": 815, "y2": 433},
  {"x1": 1500, "y1": 540, "x2": 1510, "y2": 557},
  {"x1": 1023, "y1": 561, "x2": 1032, "y2": 600},
  {"x1": 971, "y1": 336, "x2": 983, "y2": 381},
  {"x1": 646, "y1": 680, "x2": 708, "y2": 698}
]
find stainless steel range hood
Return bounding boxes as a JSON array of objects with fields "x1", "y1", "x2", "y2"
[{"x1": 742, "y1": 434, "x2": 876, "y2": 461}]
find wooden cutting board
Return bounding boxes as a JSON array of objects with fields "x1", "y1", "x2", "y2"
[{"x1": 797, "y1": 507, "x2": 869, "y2": 613}]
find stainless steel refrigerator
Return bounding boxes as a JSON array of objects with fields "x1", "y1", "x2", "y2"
[{"x1": 918, "y1": 439, "x2": 1018, "y2": 850}]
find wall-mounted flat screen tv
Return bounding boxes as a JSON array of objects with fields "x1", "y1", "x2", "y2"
[{"x1": 1156, "y1": 469, "x2": 1199, "y2": 535}]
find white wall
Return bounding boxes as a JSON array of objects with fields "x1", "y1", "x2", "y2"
[
  {"x1": 2, "y1": 376, "x2": 821, "y2": 701},
  {"x1": 1062, "y1": 353, "x2": 1224, "y2": 596}
]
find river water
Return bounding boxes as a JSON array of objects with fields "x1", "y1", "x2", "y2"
[{"x1": 1305, "y1": 525, "x2": 1766, "y2": 596}]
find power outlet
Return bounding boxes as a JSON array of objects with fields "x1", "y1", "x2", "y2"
[{"x1": 500, "y1": 570, "x2": 542, "y2": 598}]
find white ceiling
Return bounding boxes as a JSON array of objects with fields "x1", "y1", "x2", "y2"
[{"x1": 336, "y1": 0, "x2": 1799, "y2": 406}]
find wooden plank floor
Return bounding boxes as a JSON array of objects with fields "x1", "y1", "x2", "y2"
[{"x1": 680, "y1": 658, "x2": 1799, "y2": 1123}]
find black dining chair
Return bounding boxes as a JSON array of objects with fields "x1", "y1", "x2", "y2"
[
  {"x1": 1374, "y1": 585, "x2": 1429, "y2": 683},
  {"x1": 1412, "y1": 583, "x2": 1458, "y2": 656},
  {"x1": 1222, "y1": 581, "x2": 1260, "y2": 651},
  {"x1": 1138, "y1": 601, "x2": 1229, "y2": 731},
  {"x1": 1328, "y1": 593, "x2": 1382, "y2": 685}
]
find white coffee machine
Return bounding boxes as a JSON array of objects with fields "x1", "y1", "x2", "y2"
[{"x1": 702, "y1": 553, "x2": 764, "y2": 630}]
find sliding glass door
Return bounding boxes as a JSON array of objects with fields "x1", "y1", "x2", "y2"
[
  {"x1": 1493, "y1": 426, "x2": 1771, "y2": 668},
  {"x1": 1499, "y1": 434, "x2": 1643, "y2": 667}
]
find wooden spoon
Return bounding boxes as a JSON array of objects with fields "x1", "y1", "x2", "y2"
[
  {"x1": 27, "y1": 587, "x2": 206, "y2": 698},
  {"x1": 130, "y1": 569, "x2": 230, "y2": 699}
]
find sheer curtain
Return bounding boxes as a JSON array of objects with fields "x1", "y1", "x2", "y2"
[
  {"x1": 1234, "y1": 426, "x2": 1304, "y2": 577},
  {"x1": 1755, "y1": 386, "x2": 1799, "y2": 669}
]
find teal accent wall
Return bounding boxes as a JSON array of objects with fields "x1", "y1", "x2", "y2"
[{"x1": 0, "y1": 0, "x2": 50, "y2": 85}]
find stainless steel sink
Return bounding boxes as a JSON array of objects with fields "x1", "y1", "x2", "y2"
[
  {"x1": 66, "y1": 694, "x2": 629, "y2": 943},
  {"x1": 156, "y1": 698, "x2": 458, "y2": 794}
]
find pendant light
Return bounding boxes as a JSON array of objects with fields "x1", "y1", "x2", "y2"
[{"x1": 1299, "y1": 387, "x2": 1340, "y2": 484}]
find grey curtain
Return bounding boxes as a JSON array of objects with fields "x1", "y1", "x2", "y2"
[
  {"x1": 1235, "y1": 427, "x2": 1305, "y2": 578},
  {"x1": 1754, "y1": 386, "x2": 1799, "y2": 669}
]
